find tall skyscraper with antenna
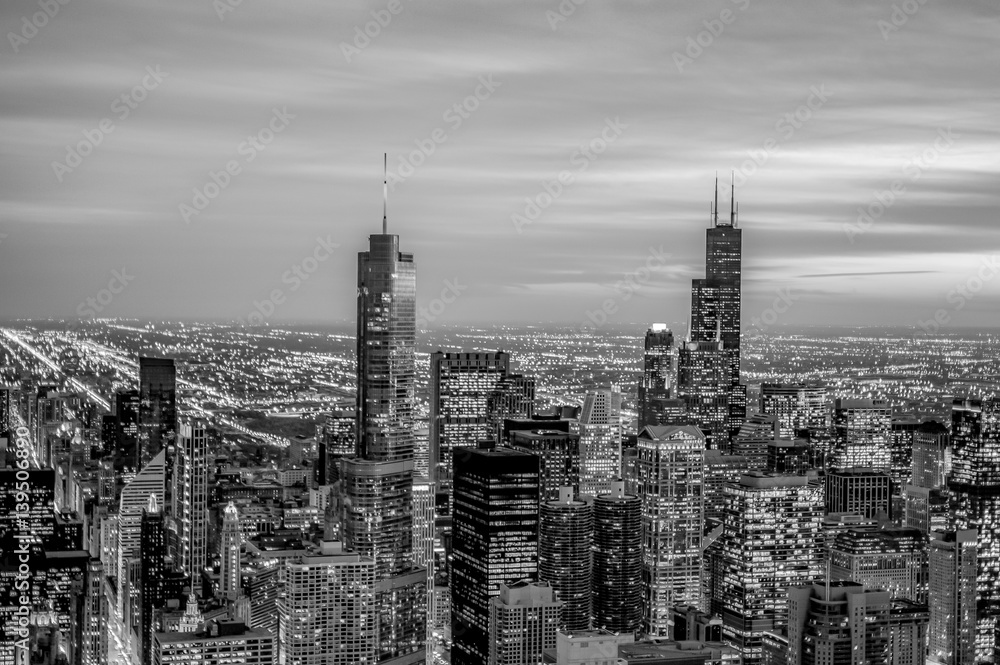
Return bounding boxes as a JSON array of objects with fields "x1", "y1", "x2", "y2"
[
  {"x1": 345, "y1": 158, "x2": 425, "y2": 664},
  {"x1": 680, "y1": 177, "x2": 746, "y2": 446}
]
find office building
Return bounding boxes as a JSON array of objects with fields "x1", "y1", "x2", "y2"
[
  {"x1": 539, "y1": 487, "x2": 593, "y2": 631},
  {"x1": 787, "y1": 582, "x2": 892, "y2": 665},
  {"x1": 889, "y1": 418, "x2": 921, "y2": 489},
  {"x1": 485, "y1": 374, "x2": 535, "y2": 443},
  {"x1": 731, "y1": 413, "x2": 779, "y2": 469},
  {"x1": 451, "y1": 446, "x2": 540, "y2": 665},
  {"x1": 928, "y1": 529, "x2": 977, "y2": 665},
  {"x1": 825, "y1": 468, "x2": 892, "y2": 520},
  {"x1": 719, "y1": 473, "x2": 824, "y2": 665},
  {"x1": 118, "y1": 451, "x2": 166, "y2": 626},
  {"x1": 703, "y1": 450, "x2": 749, "y2": 523},
  {"x1": 911, "y1": 421, "x2": 951, "y2": 489},
  {"x1": 760, "y1": 384, "x2": 828, "y2": 439},
  {"x1": 429, "y1": 351, "x2": 512, "y2": 483},
  {"x1": 636, "y1": 425, "x2": 705, "y2": 636},
  {"x1": 766, "y1": 439, "x2": 811, "y2": 475},
  {"x1": 153, "y1": 619, "x2": 274, "y2": 665},
  {"x1": 902, "y1": 485, "x2": 950, "y2": 533},
  {"x1": 138, "y1": 358, "x2": 176, "y2": 470},
  {"x1": 578, "y1": 389, "x2": 623, "y2": 497},
  {"x1": 488, "y1": 581, "x2": 561, "y2": 665},
  {"x1": 219, "y1": 502, "x2": 241, "y2": 601},
  {"x1": 829, "y1": 528, "x2": 926, "y2": 602},
  {"x1": 831, "y1": 398, "x2": 891, "y2": 471},
  {"x1": 277, "y1": 541, "x2": 377, "y2": 665},
  {"x1": 554, "y1": 629, "x2": 635, "y2": 665},
  {"x1": 638, "y1": 325, "x2": 676, "y2": 429},
  {"x1": 139, "y1": 494, "x2": 166, "y2": 665},
  {"x1": 592, "y1": 480, "x2": 642, "y2": 635},
  {"x1": 510, "y1": 429, "x2": 580, "y2": 501},
  {"x1": 174, "y1": 420, "x2": 209, "y2": 583},
  {"x1": 316, "y1": 410, "x2": 355, "y2": 484},
  {"x1": 948, "y1": 398, "x2": 1000, "y2": 662},
  {"x1": 677, "y1": 340, "x2": 730, "y2": 450}
]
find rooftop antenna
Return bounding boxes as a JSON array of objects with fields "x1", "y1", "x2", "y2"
[
  {"x1": 712, "y1": 173, "x2": 719, "y2": 227},
  {"x1": 382, "y1": 153, "x2": 388, "y2": 234},
  {"x1": 730, "y1": 171, "x2": 736, "y2": 226}
]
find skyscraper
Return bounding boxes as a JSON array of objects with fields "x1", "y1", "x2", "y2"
[
  {"x1": 487, "y1": 582, "x2": 561, "y2": 665},
  {"x1": 592, "y1": 480, "x2": 642, "y2": 635},
  {"x1": 139, "y1": 494, "x2": 165, "y2": 665},
  {"x1": 719, "y1": 473, "x2": 825, "y2": 665},
  {"x1": 829, "y1": 528, "x2": 927, "y2": 603},
  {"x1": 911, "y1": 420, "x2": 950, "y2": 489},
  {"x1": 787, "y1": 582, "x2": 892, "y2": 665},
  {"x1": 676, "y1": 339, "x2": 730, "y2": 450},
  {"x1": 731, "y1": 413, "x2": 780, "y2": 470},
  {"x1": 636, "y1": 425, "x2": 705, "y2": 636},
  {"x1": 451, "y1": 446, "x2": 540, "y2": 665},
  {"x1": 316, "y1": 410, "x2": 355, "y2": 484},
  {"x1": 510, "y1": 429, "x2": 580, "y2": 501},
  {"x1": 174, "y1": 419, "x2": 208, "y2": 584},
  {"x1": 831, "y1": 398, "x2": 891, "y2": 471},
  {"x1": 277, "y1": 541, "x2": 377, "y2": 665},
  {"x1": 539, "y1": 487, "x2": 592, "y2": 631},
  {"x1": 485, "y1": 374, "x2": 535, "y2": 443},
  {"x1": 138, "y1": 358, "x2": 176, "y2": 470},
  {"x1": 825, "y1": 468, "x2": 893, "y2": 520},
  {"x1": 638, "y1": 325, "x2": 676, "y2": 429},
  {"x1": 948, "y1": 397, "x2": 1000, "y2": 662},
  {"x1": 429, "y1": 351, "x2": 512, "y2": 483},
  {"x1": 759, "y1": 384, "x2": 828, "y2": 439},
  {"x1": 927, "y1": 529, "x2": 977, "y2": 665},
  {"x1": 356, "y1": 231, "x2": 416, "y2": 463},
  {"x1": 219, "y1": 502, "x2": 241, "y2": 601},
  {"x1": 117, "y1": 450, "x2": 165, "y2": 635},
  {"x1": 578, "y1": 389, "x2": 623, "y2": 497}
]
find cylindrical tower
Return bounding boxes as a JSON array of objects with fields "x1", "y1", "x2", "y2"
[
  {"x1": 593, "y1": 480, "x2": 642, "y2": 634},
  {"x1": 539, "y1": 487, "x2": 593, "y2": 631}
]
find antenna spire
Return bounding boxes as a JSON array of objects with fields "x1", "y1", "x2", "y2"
[
  {"x1": 713, "y1": 173, "x2": 719, "y2": 227},
  {"x1": 730, "y1": 172, "x2": 735, "y2": 226},
  {"x1": 382, "y1": 153, "x2": 387, "y2": 234}
]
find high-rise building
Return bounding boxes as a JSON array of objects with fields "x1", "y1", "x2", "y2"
[
  {"x1": 636, "y1": 425, "x2": 705, "y2": 636},
  {"x1": 578, "y1": 389, "x2": 623, "y2": 497},
  {"x1": 703, "y1": 450, "x2": 749, "y2": 523},
  {"x1": 719, "y1": 473, "x2": 825, "y2": 665},
  {"x1": 140, "y1": 494, "x2": 166, "y2": 665},
  {"x1": 488, "y1": 582, "x2": 561, "y2": 665},
  {"x1": 341, "y1": 458, "x2": 425, "y2": 664},
  {"x1": 902, "y1": 485, "x2": 950, "y2": 534},
  {"x1": 759, "y1": 384, "x2": 828, "y2": 439},
  {"x1": 889, "y1": 418, "x2": 921, "y2": 490},
  {"x1": 928, "y1": 529, "x2": 978, "y2": 665},
  {"x1": 731, "y1": 413, "x2": 779, "y2": 470},
  {"x1": 277, "y1": 541, "x2": 377, "y2": 665},
  {"x1": 429, "y1": 351, "x2": 512, "y2": 483},
  {"x1": 638, "y1": 325, "x2": 677, "y2": 429},
  {"x1": 219, "y1": 502, "x2": 241, "y2": 601},
  {"x1": 911, "y1": 421, "x2": 950, "y2": 489},
  {"x1": 412, "y1": 476, "x2": 437, "y2": 654},
  {"x1": 592, "y1": 480, "x2": 642, "y2": 635},
  {"x1": 153, "y1": 619, "x2": 275, "y2": 665},
  {"x1": 766, "y1": 440, "x2": 811, "y2": 475},
  {"x1": 138, "y1": 358, "x2": 176, "y2": 470},
  {"x1": 539, "y1": 487, "x2": 592, "y2": 631},
  {"x1": 787, "y1": 581, "x2": 892, "y2": 665},
  {"x1": 356, "y1": 231, "x2": 416, "y2": 462},
  {"x1": 510, "y1": 429, "x2": 580, "y2": 501},
  {"x1": 451, "y1": 446, "x2": 540, "y2": 665},
  {"x1": 677, "y1": 340, "x2": 730, "y2": 450},
  {"x1": 831, "y1": 398, "x2": 891, "y2": 471},
  {"x1": 829, "y1": 528, "x2": 926, "y2": 602},
  {"x1": 118, "y1": 450, "x2": 166, "y2": 630},
  {"x1": 485, "y1": 374, "x2": 535, "y2": 443},
  {"x1": 316, "y1": 410, "x2": 355, "y2": 484},
  {"x1": 825, "y1": 468, "x2": 892, "y2": 520},
  {"x1": 174, "y1": 420, "x2": 208, "y2": 583},
  {"x1": 948, "y1": 397, "x2": 1000, "y2": 662},
  {"x1": 887, "y1": 601, "x2": 930, "y2": 665},
  {"x1": 115, "y1": 389, "x2": 140, "y2": 466}
]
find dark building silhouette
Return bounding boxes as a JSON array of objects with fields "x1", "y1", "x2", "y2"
[{"x1": 138, "y1": 358, "x2": 176, "y2": 471}]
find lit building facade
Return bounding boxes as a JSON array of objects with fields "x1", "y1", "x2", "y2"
[
  {"x1": 831, "y1": 398, "x2": 891, "y2": 471},
  {"x1": 638, "y1": 325, "x2": 676, "y2": 429},
  {"x1": 487, "y1": 582, "x2": 561, "y2": 665},
  {"x1": 759, "y1": 384, "x2": 828, "y2": 439},
  {"x1": 174, "y1": 419, "x2": 209, "y2": 584},
  {"x1": 578, "y1": 389, "x2": 623, "y2": 497},
  {"x1": 928, "y1": 529, "x2": 977, "y2": 665},
  {"x1": 539, "y1": 487, "x2": 592, "y2": 631},
  {"x1": 592, "y1": 480, "x2": 642, "y2": 635}
]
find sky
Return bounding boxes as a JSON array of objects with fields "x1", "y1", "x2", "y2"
[{"x1": 1, "y1": 0, "x2": 998, "y2": 332}]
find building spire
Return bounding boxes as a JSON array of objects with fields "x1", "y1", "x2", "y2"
[
  {"x1": 730, "y1": 171, "x2": 736, "y2": 226},
  {"x1": 382, "y1": 153, "x2": 388, "y2": 235},
  {"x1": 712, "y1": 173, "x2": 719, "y2": 227}
]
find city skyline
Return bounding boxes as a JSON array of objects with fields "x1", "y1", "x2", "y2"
[{"x1": 1, "y1": 2, "x2": 999, "y2": 328}]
